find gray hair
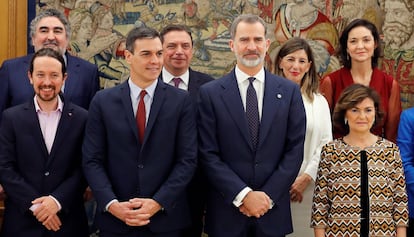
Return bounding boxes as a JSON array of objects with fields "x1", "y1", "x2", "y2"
[
  {"x1": 30, "y1": 8, "x2": 71, "y2": 40},
  {"x1": 229, "y1": 14, "x2": 267, "y2": 39}
]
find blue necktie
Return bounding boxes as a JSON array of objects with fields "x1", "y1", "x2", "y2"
[{"x1": 246, "y1": 77, "x2": 260, "y2": 150}]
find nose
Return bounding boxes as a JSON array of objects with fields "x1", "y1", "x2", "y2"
[
  {"x1": 47, "y1": 31, "x2": 56, "y2": 40},
  {"x1": 247, "y1": 40, "x2": 256, "y2": 50},
  {"x1": 150, "y1": 54, "x2": 160, "y2": 63}
]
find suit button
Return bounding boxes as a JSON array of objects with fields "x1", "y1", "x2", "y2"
[
  {"x1": 44, "y1": 172, "x2": 50, "y2": 176},
  {"x1": 138, "y1": 165, "x2": 144, "y2": 169}
]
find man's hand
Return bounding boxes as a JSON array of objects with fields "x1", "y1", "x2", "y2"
[
  {"x1": 42, "y1": 214, "x2": 62, "y2": 231},
  {"x1": 31, "y1": 196, "x2": 61, "y2": 231},
  {"x1": 32, "y1": 196, "x2": 59, "y2": 222},
  {"x1": 239, "y1": 191, "x2": 271, "y2": 218},
  {"x1": 125, "y1": 198, "x2": 161, "y2": 226}
]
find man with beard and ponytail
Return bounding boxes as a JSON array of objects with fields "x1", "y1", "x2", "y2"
[
  {"x1": 0, "y1": 48, "x2": 89, "y2": 237},
  {"x1": 197, "y1": 14, "x2": 306, "y2": 237},
  {"x1": 380, "y1": 0, "x2": 414, "y2": 109}
]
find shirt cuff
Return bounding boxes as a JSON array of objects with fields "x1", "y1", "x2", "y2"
[
  {"x1": 233, "y1": 187, "x2": 252, "y2": 207},
  {"x1": 48, "y1": 195, "x2": 62, "y2": 211},
  {"x1": 106, "y1": 199, "x2": 118, "y2": 212}
]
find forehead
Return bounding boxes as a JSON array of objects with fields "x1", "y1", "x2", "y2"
[
  {"x1": 235, "y1": 21, "x2": 265, "y2": 38},
  {"x1": 133, "y1": 37, "x2": 163, "y2": 52},
  {"x1": 163, "y1": 30, "x2": 191, "y2": 42},
  {"x1": 285, "y1": 49, "x2": 308, "y2": 58},
  {"x1": 36, "y1": 16, "x2": 65, "y2": 31},
  {"x1": 353, "y1": 97, "x2": 375, "y2": 107},
  {"x1": 348, "y1": 26, "x2": 373, "y2": 38},
  {"x1": 33, "y1": 56, "x2": 63, "y2": 71}
]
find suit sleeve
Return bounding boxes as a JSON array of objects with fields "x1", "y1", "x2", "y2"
[
  {"x1": 197, "y1": 86, "x2": 248, "y2": 204},
  {"x1": 0, "y1": 62, "x2": 10, "y2": 123},
  {"x1": 82, "y1": 93, "x2": 116, "y2": 209},
  {"x1": 397, "y1": 110, "x2": 414, "y2": 186},
  {"x1": 0, "y1": 110, "x2": 40, "y2": 212},
  {"x1": 261, "y1": 85, "x2": 306, "y2": 204},
  {"x1": 88, "y1": 66, "x2": 100, "y2": 108},
  {"x1": 152, "y1": 95, "x2": 197, "y2": 209}
]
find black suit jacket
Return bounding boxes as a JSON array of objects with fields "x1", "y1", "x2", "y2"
[
  {"x1": 0, "y1": 99, "x2": 89, "y2": 237},
  {"x1": 82, "y1": 80, "x2": 197, "y2": 235},
  {"x1": 198, "y1": 69, "x2": 306, "y2": 236}
]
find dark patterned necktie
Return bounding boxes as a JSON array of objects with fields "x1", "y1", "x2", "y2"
[
  {"x1": 246, "y1": 77, "x2": 259, "y2": 150},
  {"x1": 136, "y1": 90, "x2": 147, "y2": 143},
  {"x1": 172, "y1": 77, "x2": 182, "y2": 88}
]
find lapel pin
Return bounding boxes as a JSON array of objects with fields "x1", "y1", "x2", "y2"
[
  {"x1": 276, "y1": 94, "x2": 282, "y2": 99},
  {"x1": 68, "y1": 112, "x2": 73, "y2": 116}
]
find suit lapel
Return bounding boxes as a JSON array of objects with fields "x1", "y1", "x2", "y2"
[
  {"x1": 62, "y1": 54, "x2": 79, "y2": 97},
  {"x1": 24, "y1": 101, "x2": 49, "y2": 161},
  {"x1": 220, "y1": 72, "x2": 252, "y2": 149},
  {"x1": 258, "y1": 72, "x2": 283, "y2": 148},
  {"x1": 143, "y1": 80, "x2": 166, "y2": 147},
  {"x1": 47, "y1": 103, "x2": 74, "y2": 167},
  {"x1": 120, "y1": 82, "x2": 141, "y2": 143}
]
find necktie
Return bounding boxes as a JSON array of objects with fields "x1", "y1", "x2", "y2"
[
  {"x1": 136, "y1": 90, "x2": 147, "y2": 143},
  {"x1": 172, "y1": 77, "x2": 182, "y2": 88},
  {"x1": 246, "y1": 77, "x2": 260, "y2": 150}
]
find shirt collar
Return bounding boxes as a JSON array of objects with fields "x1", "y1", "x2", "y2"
[
  {"x1": 162, "y1": 67, "x2": 190, "y2": 86},
  {"x1": 235, "y1": 65, "x2": 265, "y2": 84},
  {"x1": 128, "y1": 78, "x2": 158, "y2": 100},
  {"x1": 34, "y1": 95, "x2": 64, "y2": 112}
]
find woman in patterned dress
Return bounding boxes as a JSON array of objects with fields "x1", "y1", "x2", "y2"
[{"x1": 311, "y1": 84, "x2": 408, "y2": 237}]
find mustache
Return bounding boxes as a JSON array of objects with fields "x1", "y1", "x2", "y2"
[
  {"x1": 43, "y1": 40, "x2": 59, "y2": 47},
  {"x1": 39, "y1": 85, "x2": 55, "y2": 89}
]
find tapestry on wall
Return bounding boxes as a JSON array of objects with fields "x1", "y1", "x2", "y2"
[{"x1": 35, "y1": 0, "x2": 414, "y2": 109}]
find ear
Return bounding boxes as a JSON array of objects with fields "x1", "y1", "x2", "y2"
[
  {"x1": 62, "y1": 72, "x2": 68, "y2": 83},
  {"x1": 229, "y1": 39, "x2": 234, "y2": 52},
  {"x1": 27, "y1": 71, "x2": 33, "y2": 85},
  {"x1": 124, "y1": 50, "x2": 133, "y2": 64}
]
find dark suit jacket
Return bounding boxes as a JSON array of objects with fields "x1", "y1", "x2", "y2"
[
  {"x1": 0, "y1": 99, "x2": 89, "y2": 237},
  {"x1": 82, "y1": 80, "x2": 197, "y2": 235},
  {"x1": 197, "y1": 69, "x2": 306, "y2": 237},
  {"x1": 0, "y1": 52, "x2": 100, "y2": 122}
]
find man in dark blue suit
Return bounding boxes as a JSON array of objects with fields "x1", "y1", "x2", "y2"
[
  {"x1": 159, "y1": 24, "x2": 214, "y2": 237},
  {"x1": 0, "y1": 8, "x2": 99, "y2": 123},
  {"x1": 82, "y1": 27, "x2": 197, "y2": 237},
  {"x1": 0, "y1": 48, "x2": 89, "y2": 237},
  {"x1": 197, "y1": 14, "x2": 306, "y2": 237}
]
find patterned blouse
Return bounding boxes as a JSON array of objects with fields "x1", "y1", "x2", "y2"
[{"x1": 311, "y1": 137, "x2": 408, "y2": 237}]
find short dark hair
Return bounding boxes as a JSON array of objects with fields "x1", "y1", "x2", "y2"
[
  {"x1": 337, "y1": 18, "x2": 380, "y2": 69},
  {"x1": 125, "y1": 27, "x2": 160, "y2": 53},
  {"x1": 160, "y1": 24, "x2": 193, "y2": 46},
  {"x1": 333, "y1": 84, "x2": 384, "y2": 133},
  {"x1": 29, "y1": 48, "x2": 66, "y2": 76},
  {"x1": 230, "y1": 14, "x2": 267, "y2": 39},
  {"x1": 273, "y1": 37, "x2": 318, "y2": 101},
  {"x1": 30, "y1": 8, "x2": 71, "y2": 41}
]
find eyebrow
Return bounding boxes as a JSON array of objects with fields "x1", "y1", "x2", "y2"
[{"x1": 38, "y1": 26, "x2": 64, "y2": 31}]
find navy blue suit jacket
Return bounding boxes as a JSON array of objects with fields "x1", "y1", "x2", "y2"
[
  {"x1": 197, "y1": 69, "x2": 306, "y2": 236},
  {"x1": 0, "y1": 99, "x2": 89, "y2": 237},
  {"x1": 0, "y1": 53, "x2": 99, "y2": 122},
  {"x1": 82, "y1": 80, "x2": 197, "y2": 235}
]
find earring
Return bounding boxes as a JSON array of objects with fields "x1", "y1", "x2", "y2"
[
  {"x1": 347, "y1": 53, "x2": 350, "y2": 61},
  {"x1": 344, "y1": 118, "x2": 348, "y2": 125}
]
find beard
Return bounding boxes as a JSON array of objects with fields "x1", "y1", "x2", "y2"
[
  {"x1": 383, "y1": 21, "x2": 414, "y2": 49},
  {"x1": 236, "y1": 51, "x2": 265, "y2": 68},
  {"x1": 36, "y1": 85, "x2": 58, "y2": 102}
]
